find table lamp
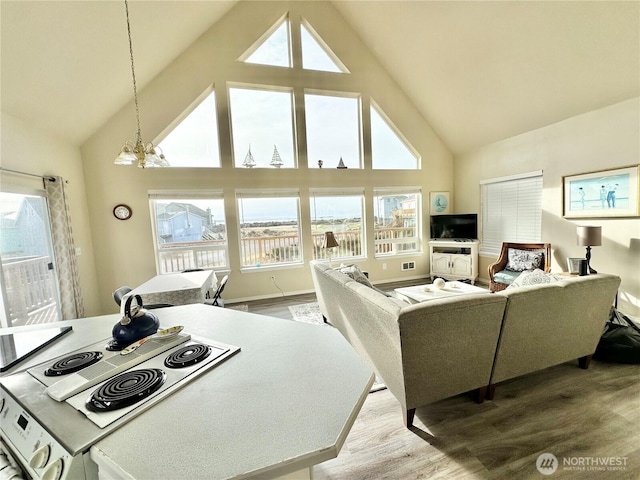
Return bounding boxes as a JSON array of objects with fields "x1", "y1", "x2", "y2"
[
  {"x1": 577, "y1": 225, "x2": 602, "y2": 274},
  {"x1": 323, "y1": 231, "x2": 339, "y2": 266}
]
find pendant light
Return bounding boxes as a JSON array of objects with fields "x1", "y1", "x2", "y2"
[{"x1": 114, "y1": 0, "x2": 168, "y2": 168}]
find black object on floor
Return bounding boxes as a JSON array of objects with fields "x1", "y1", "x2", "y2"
[{"x1": 595, "y1": 307, "x2": 640, "y2": 364}]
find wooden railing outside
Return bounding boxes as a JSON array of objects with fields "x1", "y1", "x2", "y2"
[
  {"x1": 157, "y1": 226, "x2": 417, "y2": 273},
  {"x1": 158, "y1": 242, "x2": 228, "y2": 274},
  {"x1": 374, "y1": 226, "x2": 417, "y2": 254},
  {"x1": 2, "y1": 256, "x2": 58, "y2": 326}
]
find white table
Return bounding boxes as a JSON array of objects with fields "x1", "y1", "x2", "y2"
[
  {"x1": 395, "y1": 280, "x2": 488, "y2": 304},
  {"x1": 127, "y1": 270, "x2": 216, "y2": 308}
]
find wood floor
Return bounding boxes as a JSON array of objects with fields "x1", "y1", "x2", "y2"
[{"x1": 240, "y1": 283, "x2": 640, "y2": 480}]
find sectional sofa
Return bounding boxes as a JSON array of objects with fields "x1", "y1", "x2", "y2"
[{"x1": 310, "y1": 260, "x2": 621, "y2": 428}]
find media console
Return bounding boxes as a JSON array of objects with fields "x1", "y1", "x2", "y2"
[{"x1": 429, "y1": 239, "x2": 479, "y2": 284}]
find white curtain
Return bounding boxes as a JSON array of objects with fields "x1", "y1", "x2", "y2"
[{"x1": 45, "y1": 176, "x2": 84, "y2": 319}]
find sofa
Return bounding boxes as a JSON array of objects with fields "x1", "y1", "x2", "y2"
[
  {"x1": 487, "y1": 270, "x2": 621, "y2": 398},
  {"x1": 310, "y1": 260, "x2": 621, "y2": 428},
  {"x1": 311, "y1": 260, "x2": 508, "y2": 428}
]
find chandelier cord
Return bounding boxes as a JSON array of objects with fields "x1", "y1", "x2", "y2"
[{"x1": 124, "y1": 0, "x2": 142, "y2": 144}]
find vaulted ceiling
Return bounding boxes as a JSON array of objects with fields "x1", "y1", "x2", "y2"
[{"x1": 2, "y1": 1, "x2": 638, "y2": 155}]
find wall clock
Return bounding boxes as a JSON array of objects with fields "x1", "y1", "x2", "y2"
[{"x1": 113, "y1": 204, "x2": 132, "y2": 220}]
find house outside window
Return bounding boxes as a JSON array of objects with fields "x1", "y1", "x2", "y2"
[
  {"x1": 310, "y1": 189, "x2": 365, "y2": 261},
  {"x1": 480, "y1": 171, "x2": 543, "y2": 256},
  {"x1": 373, "y1": 188, "x2": 421, "y2": 256},
  {"x1": 236, "y1": 189, "x2": 302, "y2": 269},
  {"x1": 149, "y1": 192, "x2": 228, "y2": 273}
]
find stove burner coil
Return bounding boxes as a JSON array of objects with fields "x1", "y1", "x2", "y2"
[
  {"x1": 44, "y1": 351, "x2": 103, "y2": 376},
  {"x1": 86, "y1": 368, "x2": 166, "y2": 412},
  {"x1": 164, "y1": 344, "x2": 212, "y2": 368}
]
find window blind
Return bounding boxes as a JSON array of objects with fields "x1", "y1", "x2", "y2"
[{"x1": 480, "y1": 172, "x2": 543, "y2": 255}]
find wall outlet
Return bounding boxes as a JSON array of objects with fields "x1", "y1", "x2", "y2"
[
  {"x1": 382, "y1": 263, "x2": 387, "y2": 270},
  {"x1": 401, "y1": 261, "x2": 415, "y2": 271}
]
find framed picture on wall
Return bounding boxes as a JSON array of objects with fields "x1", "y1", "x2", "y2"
[
  {"x1": 562, "y1": 165, "x2": 639, "y2": 218},
  {"x1": 430, "y1": 192, "x2": 450, "y2": 215}
]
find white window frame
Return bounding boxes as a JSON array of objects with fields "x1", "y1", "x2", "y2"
[
  {"x1": 228, "y1": 84, "x2": 297, "y2": 169},
  {"x1": 149, "y1": 190, "x2": 228, "y2": 273},
  {"x1": 310, "y1": 187, "x2": 366, "y2": 261},
  {"x1": 236, "y1": 188, "x2": 303, "y2": 270},
  {"x1": 480, "y1": 171, "x2": 543, "y2": 256},
  {"x1": 304, "y1": 89, "x2": 363, "y2": 169},
  {"x1": 373, "y1": 187, "x2": 422, "y2": 257}
]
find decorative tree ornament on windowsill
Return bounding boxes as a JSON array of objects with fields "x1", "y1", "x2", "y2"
[
  {"x1": 337, "y1": 157, "x2": 347, "y2": 169},
  {"x1": 243, "y1": 145, "x2": 256, "y2": 168},
  {"x1": 270, "y1": 145, "x2": 283, "y2": 168}
]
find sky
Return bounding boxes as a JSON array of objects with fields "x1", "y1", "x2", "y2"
[{"x1": 158, "y1": 17, "x2": 419, "y2": 171}]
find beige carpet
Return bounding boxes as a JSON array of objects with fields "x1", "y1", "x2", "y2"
[
  {"x1": 288, "y1": 302, "x2": 326, "y2": 326},
  {"x1": 227, "y1": 304, "x2": 249, "y2": 312}
]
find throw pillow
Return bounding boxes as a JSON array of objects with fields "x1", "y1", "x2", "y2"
[
  {"x1": 506, "y1": 269, "x2": 562, "y2": 289},
  {"x1": 337, "y1": 264, "x2": 373, "y2": 288},
  {"x1": 506, "y1": 249, "x2": 544, "y2": 272}
]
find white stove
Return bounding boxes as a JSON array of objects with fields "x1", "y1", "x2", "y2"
[{"x1": 0, "y1": 332, "x2": 240, "y2": 480}]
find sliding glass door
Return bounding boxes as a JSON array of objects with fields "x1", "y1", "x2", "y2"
[{"x1": 0, "y1": 192, "x2": 62, "y2": 327}]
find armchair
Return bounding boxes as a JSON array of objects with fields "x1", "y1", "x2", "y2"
[{"x1": 488, "y1": 242, "x2": 551, "y2": 292}]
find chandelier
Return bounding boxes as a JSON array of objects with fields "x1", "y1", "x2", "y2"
[{"x1": 114, "y1": 0, "x2": 168, "y2": 168}]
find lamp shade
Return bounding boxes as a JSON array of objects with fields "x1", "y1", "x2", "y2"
[
  {"x1": 577, "y1": 226, "x2": 602, "y2": 246},
  {"x1": 323, "y1": 231, "x2": 339, "y2": 249}
]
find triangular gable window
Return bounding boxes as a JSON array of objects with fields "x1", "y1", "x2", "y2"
[
  {"x1": 240, "y1": 15, "x2": 291, "y2": 68},
  {"x1": 239, "y1": 14, "x2": 347, "y2": 73},
  {"x1": 158, "y1": 90, "x2": 220, "y2": 168},
  {"x1": 300, "y1": 21, "x2": 348, "y2": 73},
  {"x1": 371, "y1": 101, "x2": 419, "y2": 170}
]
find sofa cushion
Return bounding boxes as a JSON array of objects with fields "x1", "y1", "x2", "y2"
[
  {"x1": 506, "y1": 248, "x2": 544, "y2": 271},
  {"x1": 493, "y1": 269, "x2": 522, "y2": 285},
  {"x1": 337, "y1": 264, "x2": 373, "y2": 288},
  {"x1": 507, "y1": 268, "x2": 562, "y2": 289}
]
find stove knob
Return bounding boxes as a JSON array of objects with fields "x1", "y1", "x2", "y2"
[
  {"x1": 40, "y1": 458, "x2": 63, "y2": 480},
  {"x1": 28, "y1": 444, "x2": 50, "y2": 469}
]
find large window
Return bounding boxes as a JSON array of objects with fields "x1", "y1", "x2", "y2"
[
  {"x1": 157, "y1": 90, "x2": 220, "y2": 168},
  {"x1": 305, "y1": 92, "x2": 361, "y2": 169},
  {"x1": 373, "y1": 188, "x2": 421, "y2": 256},
  {"x1": 480, "y1": 171, "x2": 543, "y2": 255},
  {"x1": 149, "y1": 192, "x2": 228, "y2": 273},
  {"x1": 371, "y1": 102, "x2": 419, "y2": 170},
  {"x1": 229, "y1": 86, "x2": 296, "y2": 168},
  {"x1": 236, "y1": 190, "x2": 302, "y2": 268},
  {"x1": 310, "y1": 189, "x2": 365, "y2": 261}
]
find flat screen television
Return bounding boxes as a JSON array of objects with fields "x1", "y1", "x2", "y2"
[{"x1": 430, "y1": 213, "x2": 478, "y2": 240}]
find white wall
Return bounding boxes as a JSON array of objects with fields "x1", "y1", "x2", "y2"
[
  {"x1": 455, "y1": 98, "x2": 640, "y2": 317},
  {"x1": 1, "y1": 113, "x2": 101, "y2": 316}
]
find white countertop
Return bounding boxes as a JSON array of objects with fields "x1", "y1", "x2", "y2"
[{"x1": 1, "y1": 304, "x2": 373, "y2": 480}]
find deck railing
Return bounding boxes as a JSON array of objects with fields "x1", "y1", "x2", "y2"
[
  {"x1": 2, "y1": 256, "x2": 58, "y2": 326},
  {"x1": 158, "y1": 226, "x2": 417, "y2": 273}
]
